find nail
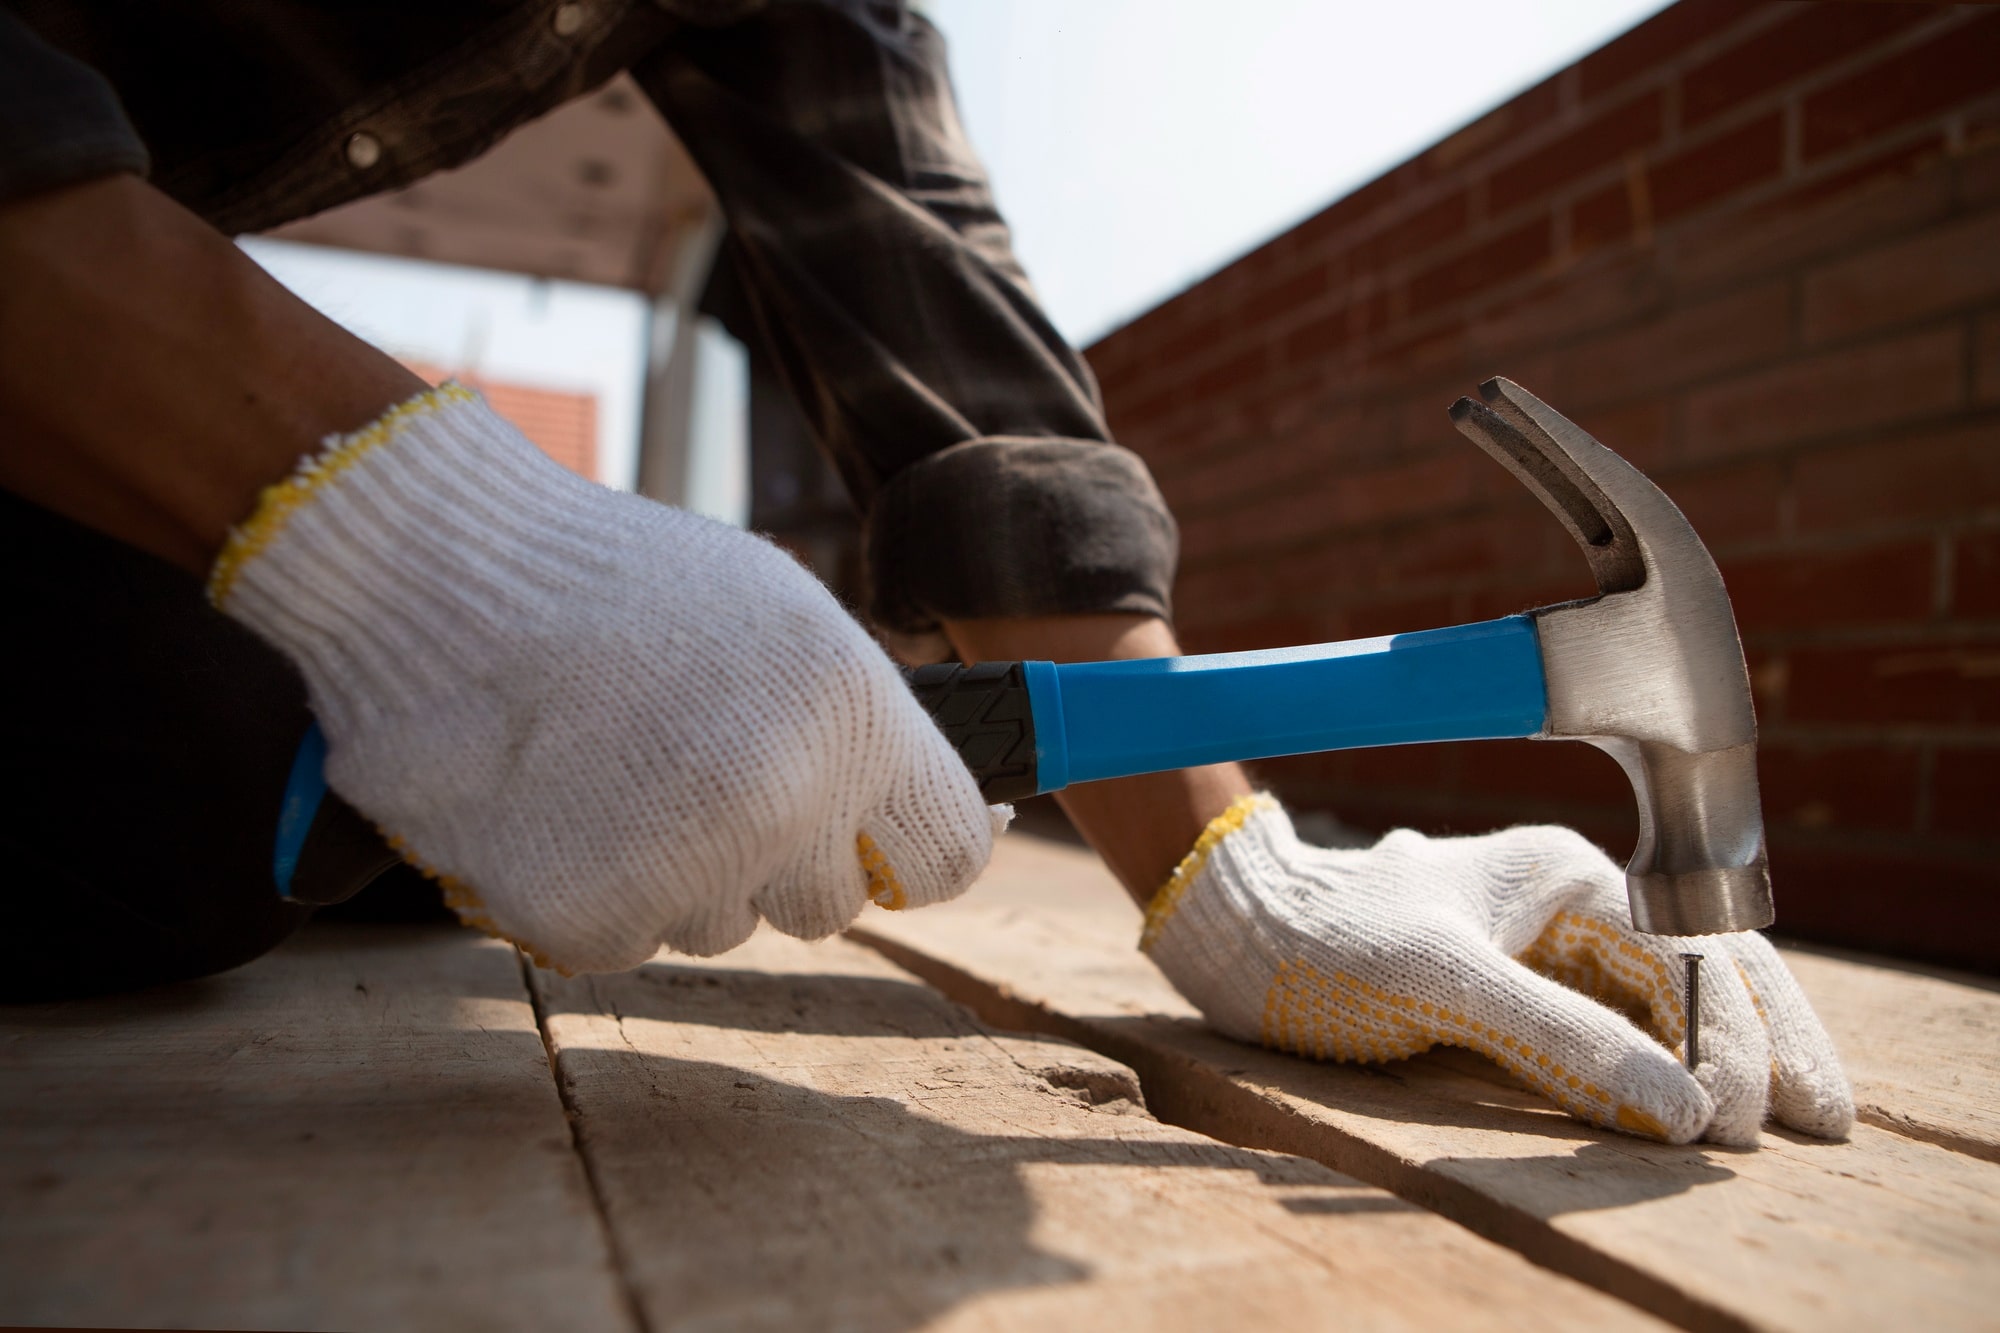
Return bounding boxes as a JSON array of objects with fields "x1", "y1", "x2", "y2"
[{"x1": 1680, "y1": 953, "x2": 1703, "y2": 1069}]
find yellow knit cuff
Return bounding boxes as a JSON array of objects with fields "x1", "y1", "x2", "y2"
[
  {"x1": 206, "y1": 381, "x2": 478, "y2": 609},
  {"x1": 1138, "y1": 793, "x2": 1278, "y2": 953}
]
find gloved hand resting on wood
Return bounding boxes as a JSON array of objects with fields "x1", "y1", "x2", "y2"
[
  {"x1": 1143, "y1": 795, "x2": 1853, "y2": 1145},
  {"x1": 209, "y1": 383, "x2": 1006, "y2": 973}
]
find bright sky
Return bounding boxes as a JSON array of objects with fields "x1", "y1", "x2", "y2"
[
  {"x1": 927, "y1": 0, "x2": 1671, "y2": 344},
  {"x1": 243, "y1": 0, "x2": 1671, "y2": 487}
]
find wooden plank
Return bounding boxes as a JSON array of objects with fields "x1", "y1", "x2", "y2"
[
  {"x1": 850, "y1": 835, "x2": 2000, "y2": 1333},
  {"x1": 1778, "y1": 946, "x2": 2000, "y2": 1162},
  {"x1": 530, "y1": 929, "x2": 1666, "y2": 1332},
  {"x1": 0, "y1": 923, "x2": 634, "y2": 1333}
]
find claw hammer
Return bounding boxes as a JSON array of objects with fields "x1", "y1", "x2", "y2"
[{"x1": 907, "y1": 377, "x2": 1774, "y2": 938}]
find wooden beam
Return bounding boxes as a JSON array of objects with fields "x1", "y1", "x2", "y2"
[
  {"x1": 1777, "y1": 946, "x2": 2000, "y2": 1162},
  {"x1": 0, "y1": 924, "x2": 634, "y2": 1332},
  {"x1": 529, "y1": 930, "x2": 1664, "y2": 1331},
  {"x1": 851, "y1": 835, "x2": 2000, "y2": 1333}
]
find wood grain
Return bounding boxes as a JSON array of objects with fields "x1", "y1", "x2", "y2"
[
  {"x1": 1779, "y1": 945, "x2": 2000, "y2": 1161},
  {"x1": 0, "y1": 923, "x2": 633, "y2": 1333},
  {"x1": 851, "y1": 834, "x2": 2000, "y2": 1333},
  {"x1": 530, "y1": 929, "x2": 1664, "y2": 1332}
]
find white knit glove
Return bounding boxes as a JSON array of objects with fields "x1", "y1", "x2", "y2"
[
  {"x1": 209, "y1": 384, "x2": 1006, "y2": 973},
  {"x1": 1144, "y1": 796, "x2": 1853, "y2": 1145}
]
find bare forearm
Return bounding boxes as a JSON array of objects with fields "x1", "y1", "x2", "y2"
[
  {"x1": 940, "y1": 614, "x2": 1252, "y2": 907},
  {"x1": 0, "y1": 174, "x2": 423, "y2": 572}
]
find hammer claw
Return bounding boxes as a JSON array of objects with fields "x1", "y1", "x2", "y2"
[
  {"x1": 1451, "y1": 385, "x2": 1646, "y2": 595},
  {"x1": 1453, "y1": 378, "x2": 1775, "y2": 936}
]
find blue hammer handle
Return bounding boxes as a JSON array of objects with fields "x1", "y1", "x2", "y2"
[
  {"x1": 904, "y1": 614, "x2": 1547, "y2": 801},
  {"x1": 275, "y1": 613, "x2": 1548, "y2": 893}
]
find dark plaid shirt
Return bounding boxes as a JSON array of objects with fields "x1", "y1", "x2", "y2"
[{"x1": 0, "y1": 0, "x2": 1177, "y2": 637}]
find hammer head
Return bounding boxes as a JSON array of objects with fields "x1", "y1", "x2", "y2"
[{"x1": 1450, "y1": 378, "x2": 1773, "y2": 936}]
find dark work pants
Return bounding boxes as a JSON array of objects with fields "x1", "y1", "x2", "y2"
[{"x1": 0, "y1": 488, "x2": 424, "y2": 1002}]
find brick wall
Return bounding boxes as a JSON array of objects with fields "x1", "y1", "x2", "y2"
[{"x1": 1085, "y1": 1, "x2": 2000, "y2": 970}]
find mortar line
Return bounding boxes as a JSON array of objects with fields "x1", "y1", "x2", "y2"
[{"x1": 516, "y1": 949, "x2": 654, "y2": 1333}]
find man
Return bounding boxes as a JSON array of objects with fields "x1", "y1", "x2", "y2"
[{"x1": 0, "y1": 0, "x2": 1851, "y2": 1145}]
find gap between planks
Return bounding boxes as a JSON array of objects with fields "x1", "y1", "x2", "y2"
[
  {"x1": 518, "y1": 947, "x2": 655, "y2": 1333},
  {"x1": 519, "y1": 928, "x2": 1669, "y2": 1332},
  {"x1": 847, "y1": 832, "x2": 2000, "y2": 1333}
]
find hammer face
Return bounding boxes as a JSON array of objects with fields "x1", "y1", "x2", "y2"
[{"x1": 1595, "y1": 736, "x2": 1775, "y2": 935}]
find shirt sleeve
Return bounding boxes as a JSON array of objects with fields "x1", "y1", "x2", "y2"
[
  {"x1": 0, "y1": 7, "x2": 148, "y2": 206},
  {"x1": 633, "y1": 0, "x2": 1178, "y2": 636}
]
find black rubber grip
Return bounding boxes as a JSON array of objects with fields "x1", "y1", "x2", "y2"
[{"x1": 902, "y1": 661, "x2": 1041, "y2": 803}]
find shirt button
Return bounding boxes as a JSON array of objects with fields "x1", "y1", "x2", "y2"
[
  {"x1": 552, "y1": 3, "x2": 586, "y2": 36},
  {"x1": 345, "y1": 132, "x2": 382, "y2": 170}
]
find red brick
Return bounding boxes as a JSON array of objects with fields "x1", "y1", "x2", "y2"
[
  {"x1": 1185, "y1": 343, "x2": 1274, "y2": 403},
  {"x1": 1763, "y1": 838, "x2": 2000, "y2": 971},
  {"x1": 1794, "y1": 417, "x2": 2000, "y2": 535},
  {"x1": 1650, "y1": 112, "x2": 1785, "y2": 221},
  {"x1": 1398, "y1": 386, "x2": 1475, "y2": 461},
  {"x1": 1786, "y1": 635, "x2": 2000, "y2": 725},
  {"x1": 1173, "y1": 614, "x2": 1330, "y2": 657},
  {"x1": 1579, "y1": 0, "x2": 1766, "y2": 101},
  {"x1": 1323, "y1": 450, "x2": 1486, "y2": 528},
  {"x1": 1347, "y1": 191, "x2": 1470, "y2": 273},
  {"x1": 1963, "y1": 132, "x2": 2000, "y2": 210},
  {"x1": 1280, "y1": 171, "x2": 1410, "y2": 266},
  {"x1": 1801, "y1": 11, "x2": 2000, "y2": 162},
  {"x1": 1232, "y1": 260, "x2": 1334, "y2": 334},
  {"x1": 1406, "y1": 218, "x2": 1553, "y2": 317},
  {"x1": 1569, "y1": 179, "x2": 1637, "y2": 255},
  {"x1": 1488, "y1": 91, "x2": 1666, "y2": 217},
  {"x1": 1379, "y1": 507, "x2": 1573, "y2": 587},
  {"x1": 1681, "y1": 5, "x2": 1933, "y2": 129},
  {"x1": 1341, "y1": 592, "x2": 1459, "y2": 640},
  {"x1": 1151, "y1": 319, "x2": 1236, "y2": 373},
  {"x1": 1572, "y1": 400, "x2": 1673, "y2": 474},
  {"x1": 1723, "y1": 540, "x2": 1935, "y2": 633},
  {"x1": 1159, "y1": 418, "x2": 1357, "y2": 513},
  {"x1": 1273, "y1": 741, "x2": 1455, "y2": 800},
  {"x1": 1682, "y1": 325, "x2": 1963, "y2": 459},
  {"x1": 1458, "y1": 575, "x2": 1601, "y2": 623},
  {"x1": 1281, "y1": 299, "x2": 1364, "y2": 369},
  {"x1": 1980, "y1": 312, "x2": 2000, "y2": 404},
  {"x1": 1467, "y1": 253, "x2": 1666, "y2": 357},
  {"x1": 1564, "y1": 112, "x2": 1784, "y2": 256},
  {"x1": 1362, "y1": 319, "x2": 1473, "y2": 377},
  {"x1": 1658, "y1": 456, "x2": 1785, "y2": 549},
  {"x1": 1954, "y1": 529, "x2": 2000, "y2": 619},
  {"x1": 1546, "y1": 281, "x2": 1791, "y2": 411},
  {"x1": 1451, "y1": 737, "x2": 1632, "y2": 809},
  {"x1": 1757, "y1": 744, "x2": 1921, "y2": 835},
  {"x1": 1930, "y1": 747, "x2": 1997, "y2": 839},
  {"x1": 1747, "y1": 648, "x2": 1790, "y2": 723},
  {"x1": 1421, "y1": 77, "x2": 1565, "y2": 180},
  {"x1": 1803, "y1": 210, "x2": 2000, "y2": 345},
  {"x1": 1110, "y1": 392, "x2": 1196, "y2": 442},
  {"x1": 1673, "y1": 133, "x2": 1951, "y2": 287}
]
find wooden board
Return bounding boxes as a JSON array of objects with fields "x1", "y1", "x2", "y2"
[
  {"x1": 529, "y1": 929, "x2": 1666, "y2": 1332},
  {"x1": 1777, "y1": 946, "x2": 2000, "y2": 1161},
  {"x1": 0, "y1": 922, "x2": 633, "y2": 1333},
  {"x1": 850, "y1": 835, "x2": 2000, "y2": 1333}
]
